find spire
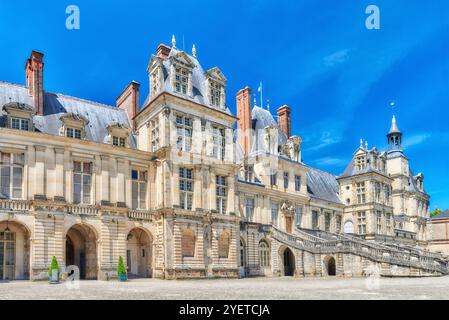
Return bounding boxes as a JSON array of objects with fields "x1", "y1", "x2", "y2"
[
  {"x1": 389, "y1": 115, "x2": 402, "y2": 134},
  {"x1": 171, "y1": 35, "x2": 177, "y2": 48},
  {"x1": 387, "y1": 115, "x2": 403, "y2": 152},
  {"x1": 192, "y1": 44, "x2": 197, "y2": 57}
]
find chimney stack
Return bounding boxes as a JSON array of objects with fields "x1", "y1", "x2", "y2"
[
  {"x1": 25, "y1": 51, "x2": 44, "y2": 115},
  {"x1": 156, "y1": 43, "x2": 171, "y2": 60},
  {"x1": 117, "y1": 81, "x2": 140, "y2": 131},
  {"x1": 277, "y1": 105, "x2": 291, "y2": 138},
  {"x1": 236, "y1": 87, "x2": 252, "y2": 156}
]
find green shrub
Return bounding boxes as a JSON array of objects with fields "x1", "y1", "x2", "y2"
[
  {"x1": 117, "y1": 256, "x2": 127, "y2": 275},
  {"x1": 48, "y1": 256, "x2": 60, "y2": 277}
]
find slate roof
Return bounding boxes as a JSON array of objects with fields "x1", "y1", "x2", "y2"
[
  {"x1": 143, "y1": 47, "x2": 232, "y2": 115},
  {"x1": 0, "y1": 81, "x2": 136, "y2": 148},
  {"x1": 250, "y1": 106, "x2": 288, "y2": 154},
  {"x1": 306, "y1": 167, "x2": 344, "y2": 204}
]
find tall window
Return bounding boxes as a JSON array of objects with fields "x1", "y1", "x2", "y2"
[
  {"x1": 179, "y1": 168, "x2": 193, "y2": 210},
  {"x1": 244, "y1": 165, "x2": 254, "y2": 182},
  {"x1": 151, "y1": 118, "x2": 160, "y2": 152},
  {"x1": 112, "y1": 136, "x2": 126, "y2": 147},
  {"x1": 336, "y1": 215, "x2": 342, "y2": 233},
  {"x1": 216, "y1": 176, "x2": 227, "y2": 214},
  {"x1": 212, "y1": 127, "x2": 226, "y2": 160},
  {"x1": 175, "y1": 67, "x2": 188, "y2": 94},
  {"x1": 356, "y1": 156, "x2": 366, "y2": 171},
  {"x1": 259, "y1": 241, "x2": 270, "y2": 267},
  {"x1": 66, "y1": 127, "x2": 82, "y2": 140},
  {"x1": 312, "y1": 211, "x2": 319, "y2": 230},
  {"x1": 377, "y1": 211, "x2": 382, "y2": 234},
  {"x1": 375, "y1": 182, "x2": 381, "y2": 203},
  {"x1": 357, "y1": 211, "x2": 367, "y2": 235},
  {"x1": 151, "y1": 69, "x2": 160, "y2": 97},
  {"x1": 356, "y1": 182, "x2": 366, "y2": 204},
  {"x1": 0, "y1": 153, "x2": 23, "y2": 200},
  {"x1": 271, "y1": 202, "x2": 279, "y2": 227},
  {"x1": 11, "y1": 118, "x2": 29, "y2": 131},
  {"x1": 283, "y1": 172, "x2": 289, "y2": 189},
  {"x1": 325, "y1": 212, "x2": 331, "y2": 232},
  {"x1": 386, "y1": 213, "x2": 392, "y2": 233},
  {"x1": 245, "y1": 198, "x2": 255, "y2": 222},
  {"x1": 270, "y1": 173, "x2": 277, "y2": 187},
  {"x1": 295, "y1": 207, "x2": 302, "y2": 226},
  {"x1": 384, "y1": 185, "x2": 391, "y2": 204},
  {"x1": 132, "y1": 170, "x2": 147, "y2": 209},
  {"x1": 209, "y1": 81, "x2": 222, "y2": 107},
  {"x1": 73, "y1": 162, "x2": 92, "y2": 205},
  {"x1": 295, "y1": 175, "x2": 301, "y2": 192},
  {"x1": 176, "y1": 115, "x2": 192, "y2": 152}
]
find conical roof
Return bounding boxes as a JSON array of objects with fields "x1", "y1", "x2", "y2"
[{"x1": 388, "y1": 115, "x2": 402, "y2": 135}]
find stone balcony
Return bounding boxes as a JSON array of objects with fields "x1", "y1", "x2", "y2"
[{"x1": 0, "y1": 199, "x2": 153, "y2": 221}]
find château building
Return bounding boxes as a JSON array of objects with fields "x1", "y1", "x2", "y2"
[{"x1": 0, "y1": 38, "x2": 446, "y2": 281}]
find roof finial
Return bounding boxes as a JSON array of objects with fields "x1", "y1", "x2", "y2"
[
  {"x1": 253, "y1": 93, "x2": 257, "y2": 107},
  {"x1": 192, "y1": 44, "x2": 197, "y2": 57},
  {"x1": 267, "y1": 99, "x2": 270, "y2": 111},
  {"x1": 360, "y1": 138, "x2": 364, "y2": 148},
  {"x1": 172, "y1": 35, "x2": 177, "y2": 48},
  {"x1": 365, "y1": 141, "x2": 369, "y2": 150}
]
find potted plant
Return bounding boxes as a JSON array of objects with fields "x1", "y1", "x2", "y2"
[
  {"x1": 48, "y1": 256, "x2": 60, "y2": 284},
  {"x1": 117, "y1": 256, "x2": 127, "y2": 282}
]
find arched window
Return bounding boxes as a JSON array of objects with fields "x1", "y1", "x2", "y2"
[
  {"x1": 181, "y1": 229, "x2": 195, "y2": 258},
  {"x1": 344, "y1": 221, "x2": 354, "y2": 234},
  {"x1": 259, "y1": 240, "x2": 270, "y2": 267},
  {"x1": 239, "y1": 239, "x2": 246, "y2": 268},
  {"x1": 218, "y1": 232, "x2": 230, "y2": 258}
]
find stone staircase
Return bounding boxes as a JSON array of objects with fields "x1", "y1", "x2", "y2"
[{"x1": 262, "y1": 225, "x2": 449, "y2": 275}]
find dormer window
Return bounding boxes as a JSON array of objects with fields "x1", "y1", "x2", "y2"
[
  {"x1": 150, "y1": 66, "x2": 162, "y2": 98},
  {"x1": 11, "y1": 118, "x2": 30, "y2": 131},
  {"x1": 113, "y1": 136, "x2": 126, "y2": 147},
  {"x1": 209, "y1": 81, "x2": 222, "y2": 108},
  {"x1": 66, "y1": 127, "x2": 82, "y2": 139},
  {"x1": 60, "y1": 113, "x2": 89, "y2": 140},
  {"x1": 105, "y1": 122, "x2": 131, "y2": 148},
  {"x1": 175, "y1": 67, "x2": 188, "y2": 94},
  {"x1": 3, "y1": 102, "x2": 34, "y2": 132},
  {"x1": 356, "y1": 156, "x2": 366, "y2": 171}
]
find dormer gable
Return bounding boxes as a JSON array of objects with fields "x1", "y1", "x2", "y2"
[
  {"x1": 105, "y1": 122, "x2": 132, "y2": 147},
  {"x1": 205, "y1": 67, "x2": 227, "y2": 83},
  {"x1": 170, "y1": 51, "x2": 195, "y2": 69}
]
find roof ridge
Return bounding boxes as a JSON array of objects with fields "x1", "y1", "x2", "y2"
[
  {"x1": 304, "y1": 164, "x2": 338, "y2": 178},
  {"x1": 46, "y1": 91, "x2": 121, "y2": 111},
  {"x1": 0, "y1": 80, "x2": 27, "y2": 89}
]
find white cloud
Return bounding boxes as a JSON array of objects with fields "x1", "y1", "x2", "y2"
[
  {"x1": 403, "y1": 133, "x2": 431, "y2": 149},
  {"x1": 304, "y1": 131, "x2": 342, "y2": 152},
  {"x1": 311, "y1": 157, "x2": 347, "y2": 166},
  {"x1": 323, "y1": 49, "x2": 350, "y2": 67}
]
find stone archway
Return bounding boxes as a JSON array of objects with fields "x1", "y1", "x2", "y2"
[
  {"x1": 126, "y1": 228, "x2": 153, "y2": 278},
  {"x1": 324, "y1": 256, "x2": 336, "y2": 276},
  {"x1": 65, "y1": 224, "x2": 98, "y2": 280},
  {"x1": 282, "y1": 247, "x2": 295, "y2": 277},
  {"x1": 0, "y1": 221, "x2": 30, "y2": 280}
]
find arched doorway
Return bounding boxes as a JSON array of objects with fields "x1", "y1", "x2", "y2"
[
  {"x1": 0, "y1": 221, "x2": 30, "y2": 280},
  {"x1": 66, "y1": 224, "x2": 98, "y2": 280},
  {"x1": 282, "y1": 248, "x2": 295, "y2": 276},
  {"x1": 324, "y1": 256, "x2": 336, "y2": 276},
  {"x1": 126, "y1": 228, "x2": 153, "y2": 278}
]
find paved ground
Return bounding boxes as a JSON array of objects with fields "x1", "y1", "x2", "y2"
[{"x1": 1, "y1": 276, "x2": 449, "y2": 300}]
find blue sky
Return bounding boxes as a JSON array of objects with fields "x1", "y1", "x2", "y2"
[{"x1": 0, "y1": 0, "x2": 448, "y2": 210}]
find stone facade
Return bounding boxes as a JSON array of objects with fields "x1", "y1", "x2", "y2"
[{"x1": 0, "y1": 39, "x2": 446, "y2": 282}]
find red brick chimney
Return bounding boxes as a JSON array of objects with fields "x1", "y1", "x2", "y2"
[
  {"x1": 156, "y1": 44, "x2": 171, "y2": 60},
  {"x1": 117, "y1": 81, "x2": 140, "y2": 131},
  {"x1": 25, "y1": 51, "x2": 44, "y2": 115},
  {"x1": 277, "y1": 105, "x2": 291, "y2": 138},
  {"x1": 236, "y1": 87, "x2": 252, "y2": 156}
]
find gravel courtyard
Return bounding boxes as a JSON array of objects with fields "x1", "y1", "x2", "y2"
[{"x1": 1, "y1": 276, "x2": 449, "y2": 300}]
